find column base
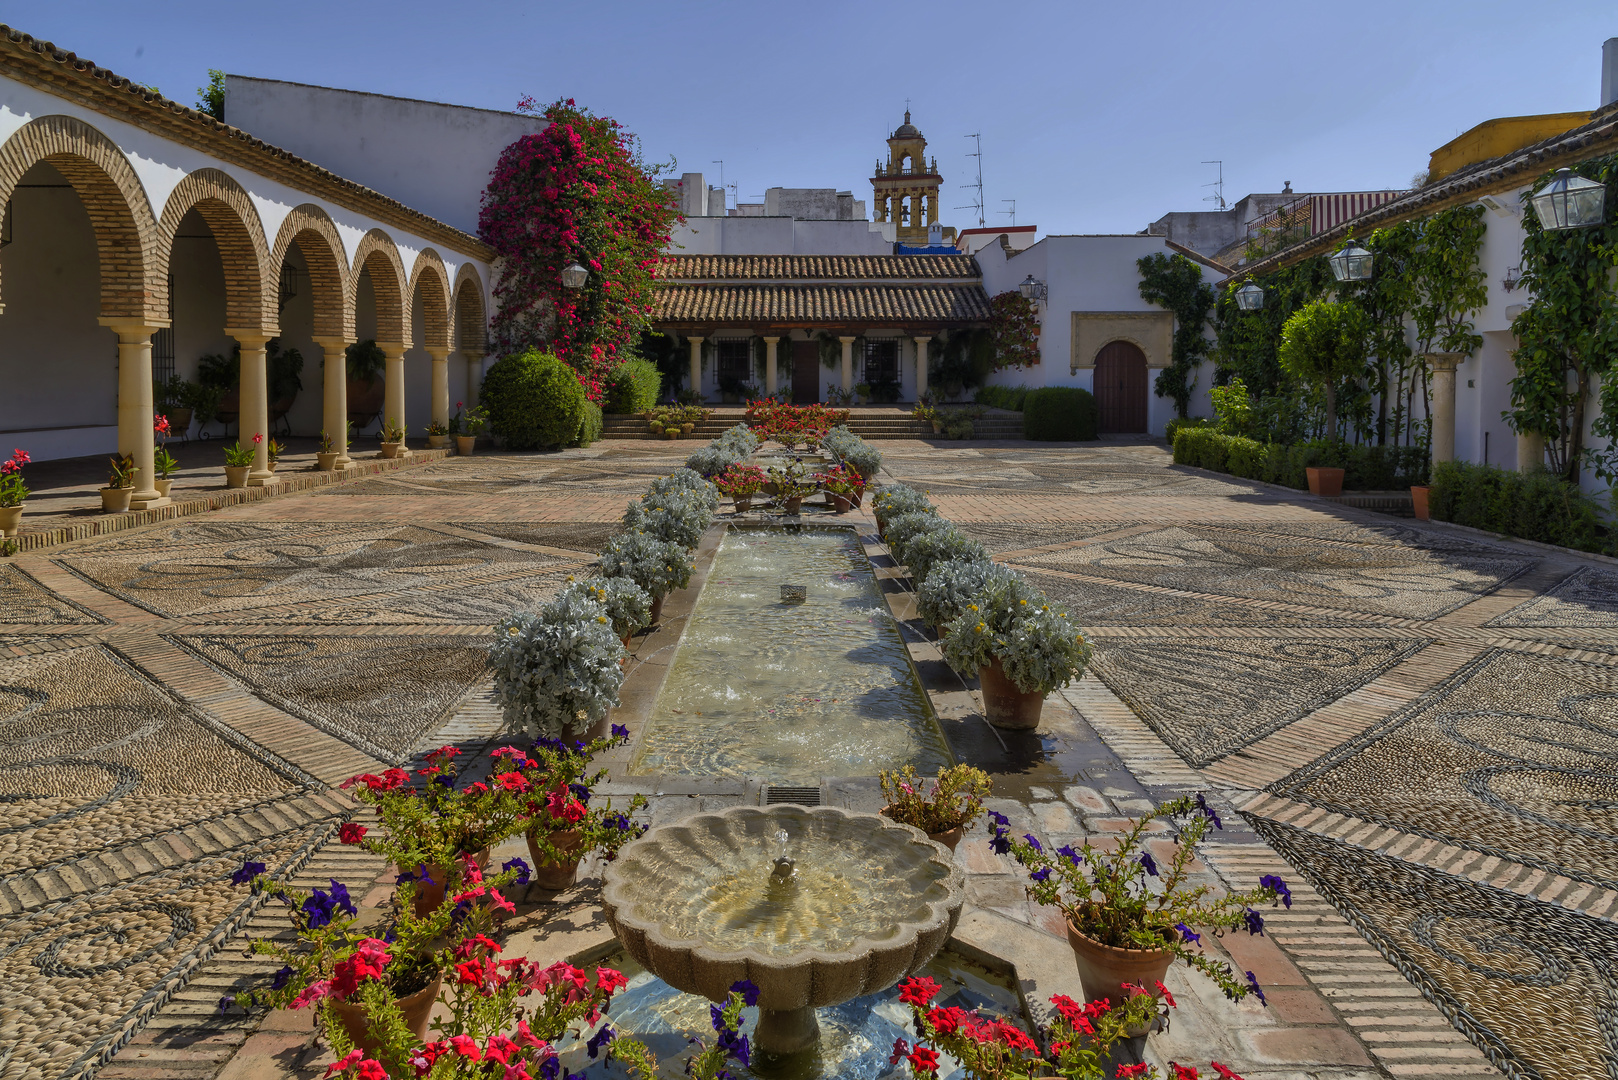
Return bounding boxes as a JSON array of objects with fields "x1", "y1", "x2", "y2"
[
  {"x1": 127, "y1": 493, "x2": 171, "y2": 511},
  {"x1": 246, "y1": 470, "x2": 276, "y2": 487}
]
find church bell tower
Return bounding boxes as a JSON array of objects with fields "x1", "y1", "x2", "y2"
[{"x1": 871, "y1": 111, "x2": 952, "y2": 245}]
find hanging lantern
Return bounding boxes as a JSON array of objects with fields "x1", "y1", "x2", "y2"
[
  {"x1": 560, "y1": 263, "x2": 589, "y2": 289},
  {"x1": 1018, "y1": 274, "x2": 1047, "y2": 301},
  {"x1": 1529, "y1": 168, "x2": 1607, "y2": 231},
  {"x1": 1234, "y1": 281, "x2": 1264, "y2": 311},
  {"x1": 1328, "y1": 240, "x2": 1374, "y2": 282}
]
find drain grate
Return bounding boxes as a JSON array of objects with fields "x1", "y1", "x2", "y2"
[{"x1": 765, "y1": 785, "x2": 821, "y2": 806}]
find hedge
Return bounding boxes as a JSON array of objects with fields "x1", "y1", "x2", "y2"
[
  {"x1": 1023, "y1": 387, "x2": 1098, "y2": 441},
  {"x1": 1164, "y1": 416, "x2": 1214, "y2": 444},
  {"x1": 1429, "y1": 460, "x2": 1606, "y2": 553},
  {"x1": 974, "y1": 385, "x2": 1029, "y2": 411},
  {"x1": 1172, "y1": 427, "x2": 1428, "y2": 490},
  {"x1": 481, "y1": 349, "x2": 587, "y2": 450},
  {"x1": 603, "y1": 358, "x2": 663, "y2": 414},
  {"x1": 576, "y1": 400, "x2": 603, "y2": 447}
]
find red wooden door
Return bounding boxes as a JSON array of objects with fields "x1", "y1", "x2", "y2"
[
  {"x1": 792, "y1": 341, "x2": 820, "y2": 403},
  {"x1": 1094, "y1": 340, "x2": 1148, "y2": 433}
]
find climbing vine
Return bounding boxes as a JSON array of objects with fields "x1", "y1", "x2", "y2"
[
  {"x1": 1137, "y1": 253, "x2": 1216, "y2": 417},
  {"x1": 988, "y1": 291, "x2": 1040, "y2": 368},
  {"x1": 1509, "y1": 152, "x2": 1618, "y2": 483}
]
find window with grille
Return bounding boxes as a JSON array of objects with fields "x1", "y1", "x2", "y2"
[
  {"x1": 863, "y1": 339, "x2": 899, "y2": 386},
  {"x1": 716, "y1": 339, "x2": 753, "y2": 392},
  {"x1": 152, "y1": 271, "x2": 176, "y2": 384}
]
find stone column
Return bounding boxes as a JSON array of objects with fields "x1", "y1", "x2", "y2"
[
  {"x1": 764, "y1": 336, "x2": 781, "y2": 396},
  {"x1": 1518, "y1": 431, "x2": 1546, "y2": 473},
  {"x1": 839, "y1": 336, "x2": 856, "y2": 393},
  {"x1": 913, "y1": 336, "x2": 931, "y2": 398},
  {"x1": 228, "y1": 330, "x2": 275, "y2": 485},
  {"x1": 462, "y1": 350, "x2": 484, "y2": 409},
  {"x1": 687, "y1": 335, "x2": 704, "y2": 400},
  {"x1": 1426, "y1": 352, "x2": 1462, "y2": 466},
  {"x1": 379, "y1": 341, "x2": 408, "y2": 444},
  {"x1": 100, "y1": 319, "x2": 169, "y2": 509},
  {"x1": 427, "y1": 346, "x2": 451, "y2": 433},
  {"x1": 313, "y1": 336, "x2": 352, "y2": 469}
]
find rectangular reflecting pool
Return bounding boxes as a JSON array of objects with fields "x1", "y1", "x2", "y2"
[{"x1": 629, "y1": 525, "x2": 951, "y2": 782}]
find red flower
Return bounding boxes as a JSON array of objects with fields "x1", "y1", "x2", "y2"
[
  {"x1": 356, "y1": 1061, "x2": 387, "y2": 1080},
  {"x1": 596, "y1": 967, "x2": 628, "y2": 995},
  {"x1": 457, "y1": 934, "x2": 502, "y2": 959},
  {"x1": 153, "y1": 414, "x2": 170, "y2": 435},
  {"x1": 1116, "y1": 1066, "x2": 1150, "y2": 1078},
  {"x1": 906, "y1": 1047, "x2": 940, "y2": 1075},
  {"x1": 337, "y1": 823, "x2": 367, "y2": 845},
  {"x1": 926, "y1": 1005, "x2": 966, "y2": 1035},
  {"x1": 483, "y1": 1035, "x2": 517, "y2": 1065},
  {"x1": 898, "y1": 976, "x2": 941, "y2": 1007},
  {"x1": 252, "y1": 432, "x2": 263, "y2": 445},
  {"x1": 449, "y1": 1034, "x2": 481, "y2": 1060},
  {"x1": 1155, "y1": 979, "x2": 1177, "y2": 1008},
  {"x1": 455, "y1": 959, "x2": 490, "y2": 987},
  {"x1": 497, "y1": 772, "x2": 529, "y2": 793},
  {"x1": 323, "y1": 1049, "x2": 363, "y2": 1077},
  {"x1": 1211, "y1": 1066, "x2": 1245, "y2": 1080}
]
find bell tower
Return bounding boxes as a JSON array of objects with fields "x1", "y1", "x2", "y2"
[{"x1": 871, "y1": 110, "x2": 950, "y2": 245}]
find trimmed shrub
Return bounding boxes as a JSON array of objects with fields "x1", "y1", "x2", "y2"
[
  {"x1": 1429, "y1": 461, "x2": 1605, "y2": 553},
  {"x1": 603, "y1": 358, "x2": 663, "y2": 414},
  {"x1": 481, "y1": 349, "x2": 586, "y2": 450},
  {"x1": 1173, "y1": 429, "x2": 1429, "y2": 490},
  {"x1": 974, "y1": 385, "x2": 1029, "y2": 411},
  {"x1": 1164, "y1": 416, "x2": 1214, "y2": 444},
  {"x1": 575, "y1": 400, "x2": 603, "y2": 447},
  {"x1": 1023, "y1": 387, "x2": 1098, "y2": 441}
]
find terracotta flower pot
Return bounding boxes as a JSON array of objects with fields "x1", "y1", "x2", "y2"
[
  {"x1": 455, "y1": 436, "x2": 477, "y2": 456},
  {"x1": 316, "y1": 452, "x2": 340, "y2": 471},
  {"x1": 1411, "y1": 485, "x2": 1430, "y2": 520},
  {"x1": 649, "y1": 593, "x2": 665, "y2": 625},
  {"x1": 980, "y1": 658, "x2": 1043, "y2": 730},
  {"x1": 525, "y1": 827, "x2": 585, "y2": 891},
  {"x1": 380, "y1": 442, "x2": 403, "y2": 459},
  {"x1": 783, "y1": 496, "x2": 803, "y2": 515},
  {"x1": 223, "y1": 466, "x2": 249, "y2": 489},
  {"x1": 426, "y1": 434, "x2": 448, "y2": 449},
  {"x1": 734, "y1": 495, "x2": 753, "y2": 513},
  {"x1": 99, "y1": 486, "x2": 132, "y2": 513},
  {"x1": 162, "y1": 407, "x2": 193, "y2": 435},
  {"x1": 681, "y1": 423, "x2": 696, "y2": 434},
  {"x1": 879, "y1": 805, "x2": 965, "y2": 852},
  {"x1": 267, "y1": 461, "x2": 278, "y2": 473},
  {"x1": 330, "y1": 973, "x2": 441, "y2": 1057},
  {"x1": 1066, "y1": 919, "x2": 1177, "y2": 1033},
  {"x1": 831, "y1": 493, "x2": 853, "y2": 514},
  {"x1": 409, "y1": 847, "x2": 491, "y2": 918},
  {"x1": 1306, "y1": 466, "x2": 1344, "y2": 497},
  {"x1": 664, "y1": 429, "x2": 678, "y2": 440},
  {"x1": 0, "y1": 504, "x2": 22, "y2": 538},
  {"x1": 153, "y1": 478, "x2": 173, "y2": 498}
]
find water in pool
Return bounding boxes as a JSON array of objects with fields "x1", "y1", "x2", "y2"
[{"x1": 629, "y1": 526, "x2": 950, "y2": 782}]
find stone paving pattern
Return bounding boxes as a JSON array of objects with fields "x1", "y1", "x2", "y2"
[{"x1": 4, "y1": 438, "x2": 1615, "y2": 1078}]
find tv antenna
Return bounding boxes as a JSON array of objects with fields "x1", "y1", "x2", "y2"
[
  {"x1": 955, "y1": 133, "x2": 986, "y2": 227},
  {"x1": 999, "y1": 199, "x2": 1017, "y2": 227},
  {"x1": 1202, "y1": 160, "x2": 1226, "y2": 209}
]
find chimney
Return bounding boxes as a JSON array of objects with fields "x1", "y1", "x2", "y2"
[{"x1": 1604, "y1": 37, "x2": 1618, "y2": 108}]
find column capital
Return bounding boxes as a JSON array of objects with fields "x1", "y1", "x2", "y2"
[
  {"x1": 98, "y1": 319, "x2": 166, "y2": 340},
  {"x1": 761, "y1": 335, "x2": 783, "y2": 343},
  {"x1": 686, "y1": 334, "x2": 706, "y2": 345},
  {"x1": 425, "y1": 347, "x2": 452, "y2": 361},
  {"x1": 839, "y1": 335, "x2": 858, "y2": 345},
  {"x1": 1424, "y1": 351, "x2": 1464, "y2": 373},
  {"x1": 224, "y1": 327, "x2": 275, "y2": 349},
  {"x1": 376, "y1": 341, "x2": 408, "y2": 360},
  {"x1": 311, "y1": 336, "x2": 353, "y2": 352}
]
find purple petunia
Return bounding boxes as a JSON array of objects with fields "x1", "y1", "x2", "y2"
[
  {"x1": 301, "y1": 890, "x2": 336, "y2": 929},
  {"x1": 1030, "y1": 867, "x2": 1051, "y2": 883},
  {"x1": 731, "y1": 979, "x2": 760, "y2": 1007},
  {"x1": 1244, "y1": 908, "x2": 1265, "y2": 936},
  {"x1": 231, "y1": 860, "x2": 266, "y2": 886},
  {"x1": 586, "y1": 1023, "x2": 616, "y2": 1059},
  {"x1": 328, "y1": 879, "x2": 357, "y2": 917},
  {"x1": 1055, "y1": 844, "x2": 1083, "y2": 866},
  {"x1": 270, "y1": 965, "x2": 293, "y2": 991},
  {"x1": 1194, "y1": 792, "x2": 1222, "y2": 830},
  {"x1": 539, "y1": 1059, "x2": 560, "y2": 1080},
  {"x1": 217, "y1": 995, "x2": 234, "y2": 1015},
  {"x1": 1175, "y1": 922, "x2": 1201, "y2": 946},
  {"x1": 1259, "y1": 874, "x2": 1292, "y2": 909},
  {"x1": 989, "y1": 831, "x2": 1011, "y2": 855},
  {"x1": 569, "y1": 783, "x2": 592, "y2": 804},
  {"x1": 1023, "y1": 834, "x2": 1043, "y2": 853},
  {"x1": 1139, "y1": 852, "x2": 1159, "y2": 877},
  {"x1": 1245, "y1": 970, "x2": 1267, "y2": 1005},
  {"x1": 611, "y1": 723, "x2": 630, "y2": 740},
  {"x1": 502, "y1": 857, "x2": 532, "y2": 885}
]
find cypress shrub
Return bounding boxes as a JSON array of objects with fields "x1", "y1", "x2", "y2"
[
  {"x1": 1023, "y1": 387, "x2": 1098, "y2": 441},
  {"x1": 481, "y1": 349, "x2": 586, "y2": 450},
  {"x1": 603, "y1": 358, "x2": 663, "y2": 414}
]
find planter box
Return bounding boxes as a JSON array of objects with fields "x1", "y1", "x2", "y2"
[
  {"x1": 1411, "y1": 485, "x2": 1430, "y2": 520},
  {"x1": 1306, "y1": 466, "x2": 1345, "y2": 497}
]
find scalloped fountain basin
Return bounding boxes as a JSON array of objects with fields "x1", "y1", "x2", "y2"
[{"x1": 601, "y1": 805, "x2": 965, "y2": 1059}]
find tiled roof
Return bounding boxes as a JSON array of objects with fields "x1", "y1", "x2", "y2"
[
  {"x1": 656, "y1": 254, "x2": 981, "y2": 280},
  {"x1": 1232, "y1": 101, "x2": 1618, "y2": 282},
  {"x1": 0, "y1": 25, "x2": 492, "y2": 258},
  {"x1": 654, "y1": 283, "x2": 991, "y2": 325}
]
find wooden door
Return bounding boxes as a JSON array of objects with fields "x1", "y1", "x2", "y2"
[
  {"x1": 1094, "y1": 340, "x2": 1148, "y2": 433},
  {"x1": 792, "y1": 341, "x2": 820, "y2": 403}
]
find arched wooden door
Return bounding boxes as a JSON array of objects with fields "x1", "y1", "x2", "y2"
[{"x1": 1094, "y1": 340, "x2": 1148, "y2": 433}]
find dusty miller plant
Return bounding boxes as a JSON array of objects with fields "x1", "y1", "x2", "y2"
[
  {"x1": 597, "y1": 530, "x2": 693, "y2": 600},
  {"x1": 560, "y1": 575, "x2": 651, "y2": 640},
  {"x1": 873, "y1": 484, "x2": 935, "y2": 532},
  {"x1": 898, "y1": 526, "x2": 988, "y2": 585},
  {"x1": 621, "y1": 488, "x2": 711, "y2": 548},
  {"x1": 941, "y1": 575, "x2": 1091, "y2": 695},
  {"x1": 648, "y1": 468, "x2": 719, "y2": 512},
  {"x1": 490, "y1": 590, "x2": 625, "y2": 739},
  {"x1": 916, "y1": 557, "x2": 1017, "y2": 629},
  {"x1": 883, "y1": 511, "x2": 950, "y2": 563}
]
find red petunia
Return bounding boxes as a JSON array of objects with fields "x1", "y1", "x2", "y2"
[
  {"x1": 1155, "y1": 979, "x2": 1177, "y2": 1008},
  {"x1": 323, "y1": 1049, "x2": 363, "y2": 1077},
  {"x1": 448, "y1": 1034, "x2": 481, "y2": 1060},
  {"x1": 898, "y1": 976, "x2": 941, "y2": 1007},
  {"x1": 1116, "y1": 1066, "x2": 1150, "y2": 1078},
  {"x1": 338, "y1": 823, "x2": 367, "y2": 845},
  {"x1": 1211, "y1": 1065, "x2": 1245, "y2": 1080},
  {"x1": 1169, "y1": 1066, "x2": 1199, "y2": 1080},
  {"x1": 356, "y1": 1062, "x2": 387, "y2": 1080},
  {"x1": 596, "y1": 967, "x2": 628, "y2": 995},
  {"x1": 906, "y1": 1047, "x2": 940, "y2": 1075}
]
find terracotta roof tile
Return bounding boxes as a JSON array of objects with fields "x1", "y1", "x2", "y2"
[
  {"x1": 654, "y1": 283, "x2": 990, "y2": 324},
  {"x1": 656, "y1": 254, "x2": 980, "y2": 280}
]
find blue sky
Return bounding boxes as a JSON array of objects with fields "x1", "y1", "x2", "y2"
[{"x1": 9, "y1": 0, "x2": 1614, "y2": 236}]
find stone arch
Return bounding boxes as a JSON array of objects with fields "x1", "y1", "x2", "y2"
[
  {"x1": 269, "y1": 204, "x2": 350, "y2": 339},
  {"x1": 158, "y1": 168, "x2": 273, "y2": 333},
  {"x1": 1088, "y1": 335, "x2": 1154, "y2": 368},
  {"x1": 0, "y1": 114, "x2": 160, "y2": 321},
  {"x1": 452, "y1": 264, "x2": 487, "y2": 353},
  {"x1": 349, "y1": 229, "x2": 409, "y2": 345},
  {"x1": 407, "y1": 248, "x2": 452, "y2": 351}
]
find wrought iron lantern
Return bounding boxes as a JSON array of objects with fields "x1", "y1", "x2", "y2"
[
  {"x1": 1234, "y1": 281, "x2": 1264, "y2": 311},
  {"x1": 1529, "y1": 168, "x2": 1607, "y2": 231},
  {"x1": 1017, "y1": 274, "x2": 1047, "y2": 302},
  {"x1": 560, "y1": 262, "x2": 589, "y2": 289},
  {"x1": 1328, "y1": 240, "x2": 1374, "y2": 282}
]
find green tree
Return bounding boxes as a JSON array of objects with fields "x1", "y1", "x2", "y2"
[
  {"x1": 196, "y1": 70, "x2": 225, "y2": 120},
  {"x1": 1137, "y1": 252, "x2": 1217, "y2": 418},
  {"x1": 1278, "y1": 301, "x2": 1370, "y2": 445}
]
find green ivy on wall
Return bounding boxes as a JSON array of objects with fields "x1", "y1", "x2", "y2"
[{"x1": 1137, "y1": 253, "x2": 1216, "y2": 418}]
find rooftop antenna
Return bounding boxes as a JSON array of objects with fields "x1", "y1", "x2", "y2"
[
  {"x1": 956, "y1": 133, "x2": 986, "y2": 227},
  {"x1": 999, "y1": 199, "x2": 1017, "y2": 227},
  {"x1": 1202, "y1": 160, "x2": 1227, "y2": 210}
]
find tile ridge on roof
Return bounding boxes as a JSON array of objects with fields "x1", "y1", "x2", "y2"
[{"x1": 0, "y1": 24, "x2": 492, "y2": 258}]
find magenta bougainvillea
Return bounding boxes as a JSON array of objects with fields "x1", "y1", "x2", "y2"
[
  {"x1": 478, "y1": 98, "x2": 681, "y2": 401},
  {"x1": 989, "y1": 291, "x2": 1040, "y2": 369}
]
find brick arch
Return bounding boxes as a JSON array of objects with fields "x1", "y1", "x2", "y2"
[
  {"x1": 0, "y1": 114, "x2": 160, "y2": 321},
  {"x1": 158, "y1": 168, "x2": 273, "y2": 333},
  {"x1": 453, "y1": 263, "x2": 487, "y2": 353},
  {"x1": 407, "y1": 248, "x2": 452, "y2": 350},
  {"x1": 269, "y1": 204, "x2": 350, "y2": 339},
  {"x1": 350, "y1": 229, "x2": 409, "y2": 345}
]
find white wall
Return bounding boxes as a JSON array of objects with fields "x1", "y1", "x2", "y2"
[
  {"x1": 223, "y1": 77, "x2": 546, "y2": 237},
  {"x1": 668, "y1": 216, "x2": 895, "y2": 255}
]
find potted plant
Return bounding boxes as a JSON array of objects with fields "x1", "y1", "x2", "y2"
[
  {"x1": 1411, "y1": 484, "x2": 1431, "y2": 520},
  {"x1": 379, "y1": 417, "x2": 406, "y2": 458},
  {"x1": 598, "y1": 530, "x2": 693, "y2": 624},
  {"x1": 266, "y1": 438, "x2": 285, "y2": 473},
  {"x1": 882, "y1": 510, "x2": 951, "y2": 565},
  {"x1": 317, "y1": 430, "x2": 342, "y2": 471},
  {"x1": 873, "y1": 484, "x2": 935, "y2": 540},
  {"x1": 505, "y1": 730, "x2": 646, "y2": 889},
  {"x1": 562, "y1": 575, "x2": 653, "y2": 646},
  {"x1": 99, "y1": 453, "x2": 137, "y2": 513},
  {"x1": 853, "y1": 381, "x2": 872, "y2": 405},
  {"x1": 490, "y1": 587, "x2": 627, "y2": 742},
  {"x1": 222, "y1": 438, "x2": 255, "y2": 488},
  {"x1": 767, "y1": 462, "x2": 818, "y2": 515},
  {"x1": 891, "y1": 524, "x2": 987, "y2": 585},
  {"x1": 345, "y1": 340, "x2": 386, "y2": 433},
  {"x1": 457, "y1": 406, "x2": 487, "y2": 456},
  {"x1": 149, "y1": 414, "x2": 179, "y2": 498},
  {"x1": 992, "y1": 794, "x2": 1289, "y2": 1024},
  {"x1": 716, "y1": 463, "x2": 766, "y2": 512},
  {"x1": 622, "y1": 489, "x2": 712, "y2": 550},
  {"x1": 154, "y1": 375, "x2": 194, "y2": 437},
  {"x1": 916, "y1": 557, "x2": 1016, "y2": 639},
  {"x1": 0, "y1": 448, "x2": 30, "y2": 538},
  {"x1": 1278, "y1": 299, "x2": 1369, "y2": 497},
  {"x1": 425, "y1": 419, "x2": 450, "y2": 450},
  {"x1": 815, "y1": 462, "x2": 863, "y2": 513},
  {"x1": 878, "y1": 764, "x2": 990, "y2": 851},
  {"x1": 941, "y1": 575, "x2": 1090, "y2": 730}
]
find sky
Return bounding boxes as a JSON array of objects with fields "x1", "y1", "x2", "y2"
[{"x1": 7, "y1": 0, "x2": 1615, "y2": 237}]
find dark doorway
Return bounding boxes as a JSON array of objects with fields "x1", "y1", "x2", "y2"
[
  {"x1": 792, "y1": 340, "x2": 820, "y2": 404},
  {"x1": 1094, "y1": 340, "x2": 1148, "y2": 433}
]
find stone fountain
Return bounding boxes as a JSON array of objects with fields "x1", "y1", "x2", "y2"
[{"x1": 600, "y1": 804, "x2": 965, "y2": 1063}]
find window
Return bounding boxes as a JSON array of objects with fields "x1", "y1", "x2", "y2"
[
  {"x1": 716, "y1": 339, "x2": 753, "y2": 392},
  {"x1": 863, "y1": 340, "x2": 899, "y2": 386},
  {"x1": 153, "y1": 271, "x2": 176, "y2": 384}
]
